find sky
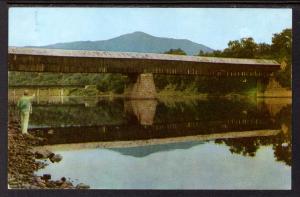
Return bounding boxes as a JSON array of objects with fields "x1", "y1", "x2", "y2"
[{"x1": 9, "y1": 8, "x2": 292, "y2": 50}]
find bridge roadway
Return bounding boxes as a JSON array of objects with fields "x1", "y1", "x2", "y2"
[{"x1": 8, "y1": 47, "x2": 281, "y2": 99}]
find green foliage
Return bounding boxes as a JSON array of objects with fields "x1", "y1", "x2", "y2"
[
  {"x1": 154, "y1": 75, "x2": 257, "y2": 95},
  {"x1": 271, "y1": 29, "x2": 292, "y2": 88},
  {"x1": 164, "y1": 48, "x2": 187, "y2": 55},
  {"x1": 9, "y1": 72, "x2": 127, "y2": 94},
  {"x1": 225, "y1": 38, "x2": 257, "y2": 58},
  {"x1": 198, "y1": 28, "x2": 292, "y2": 88}
]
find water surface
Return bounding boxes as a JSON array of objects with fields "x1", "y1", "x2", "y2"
[{"x1": 9, "y1": 96, "x2": 291, "y2": 189}]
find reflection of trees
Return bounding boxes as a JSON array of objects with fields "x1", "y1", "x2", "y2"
[
  {"x1": 22, "y1": 98, "x2": 275, "y2": 128},
  {"x1": 10, "y1": 97, "x2": 291, "y2": 166},
  {"x1": 18, "y1": 100, "x2": 125, "y2": 126},
  {"x1": 272, "y1": 105, "x2": 291, "y2": 166},
  {"x1": 215, "y1": 137, "x2": 259, "y2": 157},
  {"x1": 215, "y1": 104, "x2": 291, "y2": 166},
  {"x1": 155, "y1": 98, "x2": 270, "y2": 124}
]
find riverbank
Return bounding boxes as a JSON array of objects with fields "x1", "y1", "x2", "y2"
[
  {"x1": 8, "y1": 118, "x2": 90, "y2": 189},
  {"x1": 157, "y1": 88, "x2": 292, "y2": 99},
  {"x1": 9, "y1": 87, "x2": 292, "y2": 99},
  {"x1": 257, "y1": 88, "x2": 292, "y2": 98}
]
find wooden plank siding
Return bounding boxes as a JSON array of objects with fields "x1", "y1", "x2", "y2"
[{"x1": 8, "y1": 47, "x2": 280, "y2": 76}]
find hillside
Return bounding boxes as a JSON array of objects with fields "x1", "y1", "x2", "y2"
[{"x1": 30, "y1": 31, "x2": 213, "y2": 55}]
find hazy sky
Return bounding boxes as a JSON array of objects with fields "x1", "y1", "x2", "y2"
[{"x1": 9, "y1": 8, "x2": 292, "y2": 50}]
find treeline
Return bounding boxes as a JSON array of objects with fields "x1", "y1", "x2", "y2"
[
  {"x1": 156, "y1": 28, "x2": 291, "y2": 94},
  {"x1": 8, "y1": 28, "x2": 291, "y2": 95},
  {"x1": 198, "y1": 28, "x2": 291, "y2": 88}
]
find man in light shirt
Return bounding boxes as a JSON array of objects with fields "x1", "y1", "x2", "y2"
[{"x1": 17, "y1": 90, "x2": 35, "y2": 134}]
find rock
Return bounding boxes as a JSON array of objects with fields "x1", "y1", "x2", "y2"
[
  {"x1": 9, "y1": 181, "x2": 19, "y2": 185},
  {"x1": 23, "y1": 133, "x2": 36, "y2": 140},
  {"x1": 41, "y1": 174, "x2": 51, "y2": 181},
  {"x1": 61, "y1": 177, "x2": 66, "y2": 182},
  {"x1": 48, "y1": 129, "x2": 55, "y2": 135},
  {"x1": 281, "y1": 142, "x2": 289, "y2": 147},
  {"x1": 65, "y1": 181, "x2": 73, "y2": 186},
  {"x1": 36, "y1": 181, "x2": 46, "y2": 188},
  {"x1": 49, "y1": 154, "x2": 63, "y2": 163},
  {"x1": 55, "y1": 180, "x2": 63, "y2": 186},
  {"x1": 22, "y1": 183, "x2": 31, "y2": 189},
  {"x1": 45, "y1": 181, "x2": 56, "y2": 187},
  {"x1": 76, "y1": 183, "x2": 90, "y2": 189},
  {"x1": 35, "y1": 137, "x2": 46, "y2": 142},
  {"x1": 29, "y1": 185, "x2": 40, "y2": 189},
  {"x1": 35, "y1": 149, "x2": 54, "y2": 159},
  {"x1": 61, "y1": 182, "x2": 71, "y2": 189}
]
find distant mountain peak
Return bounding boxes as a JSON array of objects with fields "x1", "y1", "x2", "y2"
[
  {"x1": 117, "y1": 31, "x2": 154, "y2": 39},
  {"x1": 131, "y1": 31, "x2": 149, "y2": 35}
]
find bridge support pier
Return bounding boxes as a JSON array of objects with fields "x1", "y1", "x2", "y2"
[
  {"x1": 124, "y1": 73, "x2": 157, "y2": 99},
  {"x1": 124, "y1": 99, "x2": 158, "y2": 125}
]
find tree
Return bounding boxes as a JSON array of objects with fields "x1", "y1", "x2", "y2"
[
  {"x1": 222, "y1": 37, "x2": 258, "y2": 58},
  {"x1": 196, "y1": 28, "x2": 292, "y2": 88},
  {"x1": 255, "y1": 43, "x2": 272, "y2": 58},
  {"x1": 271, "y1": 28, "x2": 292, "y2": 88},
  {"x1": 164, "y1": 48, "x2": 187, "y2": 55}
]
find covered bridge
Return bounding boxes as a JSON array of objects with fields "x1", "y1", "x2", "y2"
[{"x1": 8, "y1": 47, "x2": 280, "y2": 99}]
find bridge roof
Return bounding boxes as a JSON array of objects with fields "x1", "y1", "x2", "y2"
[{"x1": 9, "y1": 47, "x2": 279, "y2": 67}]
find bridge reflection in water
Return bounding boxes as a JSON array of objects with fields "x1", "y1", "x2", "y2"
[{"x1": 9, "y1": 97, "x2": 289, "y2": 149}]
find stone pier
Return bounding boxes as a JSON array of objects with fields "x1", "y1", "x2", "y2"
[
  {"x1": 124, "y1": 99, "x2": 158, "y2": 125},
  {"x1": 124, "y1": 73, "x2": 157, "y2": 99}
]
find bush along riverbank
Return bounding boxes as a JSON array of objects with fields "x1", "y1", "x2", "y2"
[{"x1": 8, "y1": 118, "x2": 90, "y2": 189}]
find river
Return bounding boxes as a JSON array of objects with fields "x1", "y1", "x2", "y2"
[{"x1": 9, "y1": 96, "x2": 291, "y2": 189}]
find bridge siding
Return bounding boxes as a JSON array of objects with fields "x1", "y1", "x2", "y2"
[{"x1": 9, "y1": 54, "x2": 279, "y2": 76}]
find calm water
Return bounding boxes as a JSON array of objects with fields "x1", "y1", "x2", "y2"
[{"x1": 9, "y1": 96, "x2": 292, "y2": 189}]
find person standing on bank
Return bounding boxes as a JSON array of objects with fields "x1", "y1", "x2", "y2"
[{"x1": 17, "y1": 90, "x2": 35, "y2": 134}]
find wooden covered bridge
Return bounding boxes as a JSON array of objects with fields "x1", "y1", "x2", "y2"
[{"x1": 8, "y1": 47, "x2": 280, "y2": 99}]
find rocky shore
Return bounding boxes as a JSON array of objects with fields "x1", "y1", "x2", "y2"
[{"x1": 8, "y1": 118, "x2": 90, "y2": 189}]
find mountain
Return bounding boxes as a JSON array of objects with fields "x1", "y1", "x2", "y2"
[{"x1": 30, "y1": 31, "x2": 214, "y2": 55}]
